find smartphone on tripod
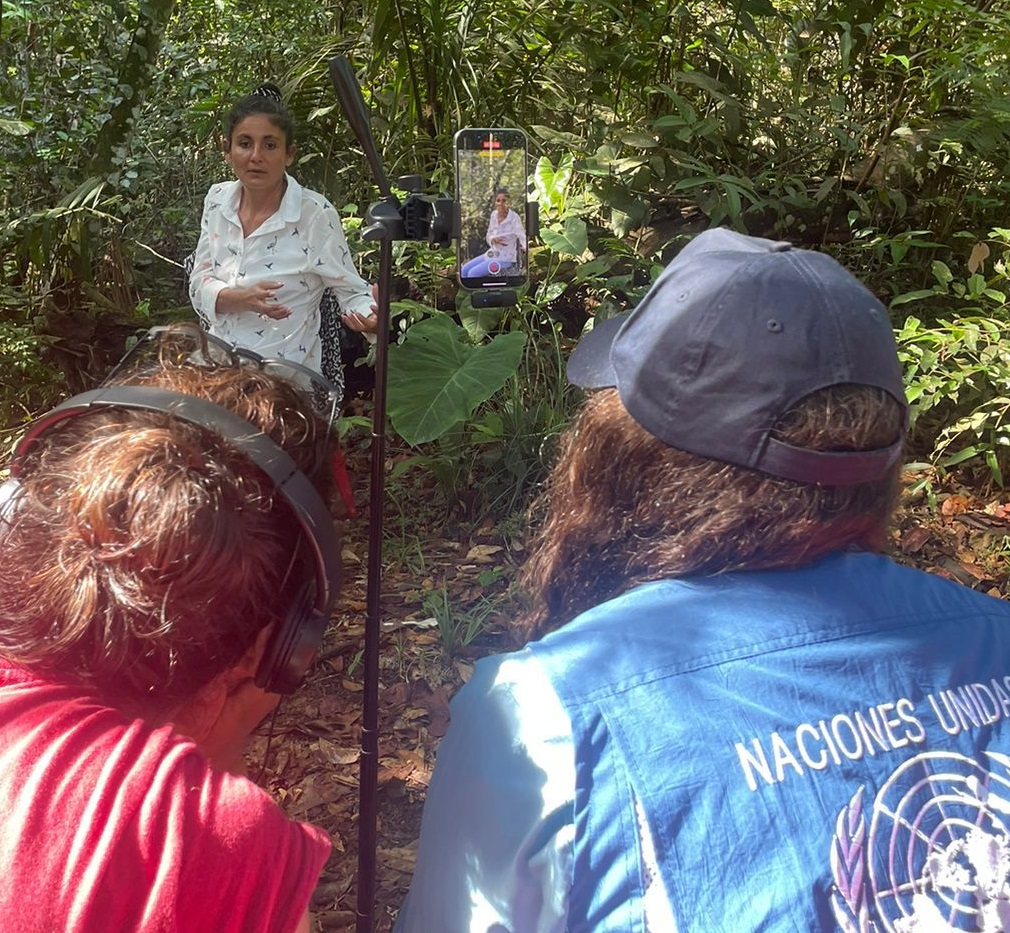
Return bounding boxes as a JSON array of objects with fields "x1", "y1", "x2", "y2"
[{"x1": 454, "y1": 128, "x2": 529, "y2": 295}]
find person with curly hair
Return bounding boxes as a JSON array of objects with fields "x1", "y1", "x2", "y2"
[
  {"x1": 394, "y1": 229, "x2": 1010, "y2": 932},
  {"x1": 0, "y1": 326, "x2": 340, "y2": 933}
]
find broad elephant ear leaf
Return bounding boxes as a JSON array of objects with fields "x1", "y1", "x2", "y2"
[
  {"x1": 540, "y1": 216, "x2": 588, "y2": 258},
  {"x1": 387, "y1": 314, "x2": 527, "y2": 446}
]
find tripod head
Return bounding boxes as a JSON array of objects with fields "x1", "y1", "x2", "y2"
[{"x1": 361, "y1": 175, "x2": 454, "y2": 248}]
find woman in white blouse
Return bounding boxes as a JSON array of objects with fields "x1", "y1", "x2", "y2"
[
  {"x1": 461, "y1": 188, "x2": 527, "y2": 279},
  {"x1": 189, "y1": 84, "x2": 376, "y2": 372}
]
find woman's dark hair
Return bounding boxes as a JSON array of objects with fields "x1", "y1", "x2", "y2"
[
  {"x1": 0, "y1": 346, "x2": 333, "y2": 716},
  {"x1": 224, "y1": 82, "x2": 295, "y2": 148},
  {"x1": 517, "y1": 385, "x2": 905, "y2": 640}
]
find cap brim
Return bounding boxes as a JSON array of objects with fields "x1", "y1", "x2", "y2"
[{"x1": 566, "y1": 313, "x2": 631, "y2": 388}]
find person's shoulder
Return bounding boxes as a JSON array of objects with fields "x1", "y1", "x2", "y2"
[
  {"x1": 189, "y1": 756, "x2": 314, "y2": 835},
  {"x1": 455, "y1": 646, "x2": 545, "y2": 712},
  {"x1": 137, "y1": 729, "x2": 329, "y2": 865},
  {"x1": 204, "y1": 179, "x2": 238, "y2": 209},
  {"x1": 879, "y1": 551, "x2": 1010, "y2": 613},
  {"x1": 0, "y1": 682, "x2": 327, "y2": 932},
  {"x1": 152, "y1": 737, "x2": 331, "y2": 930},
  {"x1": 298, "y1": 183, "x2": 338, "y2": 215},
  {"x1": 0, "y1": 686, "x2": 217, "y2": 839},
  {"x1": 294, "y1": 184, "x2": 346, "y2": 236}
]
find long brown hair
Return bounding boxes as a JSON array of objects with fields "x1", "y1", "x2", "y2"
[
  {"x1": 517, "y1": 385, "x2": 904, "y2": 640},
  {"x1": 0, "y1": 358, "x2": 333, "y2": 715}
]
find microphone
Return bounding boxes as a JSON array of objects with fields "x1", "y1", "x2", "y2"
[{"x1": 327, "y1": 56, "x2": 395, "y2": 204}]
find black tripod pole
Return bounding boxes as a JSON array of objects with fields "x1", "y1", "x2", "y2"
[
  {"x1": 328, "y1": 53, "x2": 444, "y2": 933},
  {"x1": 356, "y1": 229, "x2": 394, "y2": 933}
]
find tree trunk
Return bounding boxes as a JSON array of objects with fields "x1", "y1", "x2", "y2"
[{"x1": 89, "y1": 0, "x2": 178, "y2": 178}]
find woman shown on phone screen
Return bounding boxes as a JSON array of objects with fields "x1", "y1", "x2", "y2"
[{"x1": 461, "y1": 188, "x2": 526, "y2": 279}]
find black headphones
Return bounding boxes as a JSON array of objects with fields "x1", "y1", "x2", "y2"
[{"x1": 9, "y1": 384, "x2": 341, "y2": 694}]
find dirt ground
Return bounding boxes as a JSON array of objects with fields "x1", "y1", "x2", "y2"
[{"x1": 246, "y1": 448, "x2": 1010, "y2": 933}]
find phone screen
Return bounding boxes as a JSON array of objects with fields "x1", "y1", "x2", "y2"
[{"x1": 454, "y1": 128, "x2": 529, "y2": 291}]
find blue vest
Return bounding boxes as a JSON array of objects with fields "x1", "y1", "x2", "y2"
[{"x1": 529, "y1": 552, "x2": 1010, "y2": 932}]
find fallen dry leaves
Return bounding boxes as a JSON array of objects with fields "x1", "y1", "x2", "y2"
[{"x1": 245, "y1": 443, "x2": 522, "y2": 933}]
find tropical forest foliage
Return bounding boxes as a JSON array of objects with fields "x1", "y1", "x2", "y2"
[{"x1": 3, "y1": 0, "x2": 1010, "y2": 507}]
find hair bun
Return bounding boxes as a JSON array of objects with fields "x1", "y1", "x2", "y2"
[{"x1": 252, "y1": 83, "x2": 283, "y2": 102}]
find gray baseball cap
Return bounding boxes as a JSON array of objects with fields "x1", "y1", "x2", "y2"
[{"x1": 567, "y1": 228, "x2": 907, "y2": 485}]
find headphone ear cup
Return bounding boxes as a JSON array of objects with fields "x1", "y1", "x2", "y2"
[{"x1": 255, "y1": 582, "x2": 330, "y2": 695}]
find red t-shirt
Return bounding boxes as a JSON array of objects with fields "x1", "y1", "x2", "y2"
[{"x1": 0, "y1": 659, "x2": 331, "y2": 933}]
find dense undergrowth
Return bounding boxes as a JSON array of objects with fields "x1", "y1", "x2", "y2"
[{"x1": 4, "y1": 0, "x2": 1010, "y2": 536}]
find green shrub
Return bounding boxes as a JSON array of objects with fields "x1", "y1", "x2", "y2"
[
  {"x1": 897, "y1": 314, "x2": 1010, "y2": 488},
  {"x1": 0, "y1": 313, "x2": 66, "y2": 445}
]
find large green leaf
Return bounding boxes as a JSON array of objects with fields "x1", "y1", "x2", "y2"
[
  {"x1": 458, "y1": 302, "x2": 505, "y2": 342},
  {"x1": 387, "y1": 314, "x2": 527, "y2": 446},
  {"x1": 541, "y1": 217, "x2": 589, "y2": 258},
  {"x1": 532, "y1": 154, "x2": 574, "y2": 215}
]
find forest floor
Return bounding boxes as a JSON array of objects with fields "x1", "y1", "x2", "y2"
[
  {"x1": 247, "y1": 429, "x2": 527, "y2": 933},
  {"x1": 247, "y1": 438, "x2": 1010, "y2": 933}
]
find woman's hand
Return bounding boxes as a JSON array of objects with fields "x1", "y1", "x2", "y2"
[
  {"x1": 341, "y1": 312, "x2": 378, "y2": 334},
  {"x1": 341, "y1": 283, "x2": 380, "y2": 335},
  {"x1": 216, "y1": 282, "x2": 292, "y2": 320}
]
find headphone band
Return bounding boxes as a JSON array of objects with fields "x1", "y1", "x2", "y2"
[{"x1": 11, "y1": 385, "x2": 341, "y2": 692}]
